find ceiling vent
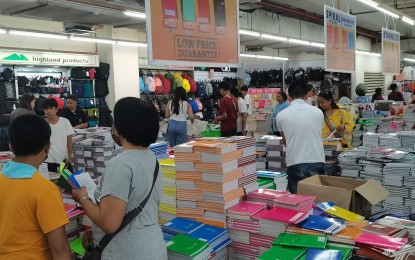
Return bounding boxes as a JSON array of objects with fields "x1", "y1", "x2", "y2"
[
  {"x1": 246, "y1": 46, "x2": 264, "y2": 52},
  {"x1": 63, "y1": 25, "x2": 94, "y2": 35}
]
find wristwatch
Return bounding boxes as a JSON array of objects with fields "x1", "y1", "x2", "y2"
[{"x1": 80, "y1": 196, "x2": 92, "y2": 203}]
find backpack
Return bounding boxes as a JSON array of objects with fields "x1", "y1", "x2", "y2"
[
  {"x1": 71, "y1": 80, "x2": 83, "y2": 96},
  {"x1": 294, "y1": 67, "x2": 305, "y2": 81},
  {"x1": 312, "y1": 67, "x2": 324, "y2": 81},
  {"x1": 156, "y1": 73, "x2": 171, "y2": 94},
  {"x1": 139, "y1": 76, "x2": 145, "y2": 93},
  {"x1": 83, "y1": 82, "x2": 94, "y2": 98},
  {"x1": 195, "y1": 82, "x2": 206, "y2": 97},
  {"x1": 205, "y1": 82, "x2": 213, "y2": 96},
  {"x1": 305, "y1": 67, "x2": 314, "y2": 81},
  {"x1": 1, "y1": 68, "x2": 14, "y2": 81},
  {"x1": 71, "y1": 67, "x2": 87, "y2": 79},
  {"x1": 171, "y1": 77, "x2": 182, "y2": 92},
  {"x1": 188, "y1": 99, "x2": 199, "y2": 113},
  {"x1": 144, "y1": 72, "x2": 156, "y2": 94},
  {"x1": 244, "y1": 73, "x2": 251, "y2": 86},
  {"x1": 259, "y1": 71, "x2": 268, "y2": 86},
  {"x1": 181, "y1": 78, "x2": 191, "y2": 93},
  {"x1": 95, "y1": 62, "x2": 110, "y2": 79},
  {"x1": 99, "y1": 106, "x2": 113, "y2": 127},
  {"x1": 95, "y1": 78, "x2": 109, "y2": 97},
  {"x1": 285, "y1": 68, "x2": 295, "y2": 85},
  {"x1": 182, "y1": 73, "x2": 197, "y2": 93},
  {"x1": 211, "y1": 82, "x2": 220, "y2": 98},
  {"x1": 154, "y1": 76, "x2": 164, "y2": 94},
  {"x1": 250, "y1": 71, "x2": 260, "y2": 87}
]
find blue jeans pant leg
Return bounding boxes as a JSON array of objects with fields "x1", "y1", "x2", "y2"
[
  {"x1": 308, "y1": 162, "x2": 326, "y2": 177},
  {"x1": 287, "y1": 163, "x2": 326, "y2": 194},
  {"x1": 167, "y1": 120, "x2": 187, "y2": 147}
]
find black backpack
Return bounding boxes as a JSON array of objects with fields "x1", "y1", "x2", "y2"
[
  {"x1": 17, "y1": 76, "x2": 29, "y2": 87},
  {"x1": 312, "y1": 67, "x2": 325, "y2": 81},
  {"x1": 1, "y1": 68, "x2": 14, "y2": 81},
  {"x1": 71, "y1": 67, "x2": 87, "y2": 79},
  {"x1": 285, "y1": 68, "x2": 295, "y2": 85},
  {"x1": 95, "y1": 78, "x2": 109, "y2": 98},
  {"x1": 305, "y1": 67, "x2": 314, "y2": 81},
  {"x1": 98, "y1": 106, "x2": 113, "y2": 127},
  {"x1": 294, "y1": 67, "x2": 305, "y2": 81},
  {"x1": 95, "y1": 62, "x2": 110, "y2": 79},
  {"x1": 250, "y1": 71, "x2": 260, "y2": 87}
]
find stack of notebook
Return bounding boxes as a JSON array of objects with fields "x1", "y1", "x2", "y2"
[
  {"x1": 256, "y1": 171, "x2": 288, "y2": 191},
  {"x1": 247, "y1": 188, "x2": 290, "y2": 208},
  {"x1": 158, "y1": 159, "x2": 177, "y2": 224},
  {"x1": 338, "y1": 148, "x2": 368, "y2": 178},
  {"x1": 72, "y1": 127, "x2": 116, "y2": 178},
  {"x1": 149, "y1": 142, "x2": 169, "y2": 159},
  {"x1": 363, "y1": 132, "x2": 380, "y2": 148},
  {"x1": 379, "y1": 133, "x2": 402, "y2": 148},
  {"x1": 167, "y1": 234, "x2": 212, "y2": 260},
  {"x1": 272, "y1": 194, "x2": 315, "y2": 213},
  {"x1": 397, "y1": 131, "x2": 415, "y2": 149},
  {"x1": 402, "y1": 110, "x2": 415, "y2": 131},
  {"x1": 265, "y1": 137, "x2": 287, "y2": 173}
]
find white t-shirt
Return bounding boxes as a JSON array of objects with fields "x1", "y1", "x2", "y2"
[
  {"x1": 244, "y1": 94, "x2": 253, "y2": 115},
  {"x1": 236, "y1": 97, "x2": 248, "y2": 133},
  {"x1": 276, "y1": 99, "x2": 325, "y2": 167},
  {"x1": 46, "y1": 117, "x2": 74, "y2": 164},
  {"x1": 168, "y1": 100, "x2": 188, "y2": 122}
]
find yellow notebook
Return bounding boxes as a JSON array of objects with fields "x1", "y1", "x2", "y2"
[{"x1": 317, "y1": 202, "x2": 365, "y2": 223}]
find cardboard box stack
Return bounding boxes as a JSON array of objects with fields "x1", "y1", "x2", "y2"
[
  {"x1": 158, "y1": 158, "x2": 177, "y2": 224},
  {"x1": 72, "y1": 128, "x2": 115, "y2": 178}
]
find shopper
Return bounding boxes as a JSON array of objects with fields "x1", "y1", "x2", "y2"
[
  {"x1": 10, "y1": 93, "x2": 35, "y2": 122},
  {"x1": 0, "y1": 115, "x2": 71, "y2": 260},
  {"x1": 372, "y1": 87, "x2": 384, "y2": 102},
  {"x1": 43, "y1": 98, "x2": 74, "y2": 172},
  {"x1": 306, "y1": 83, "x2": 314, "y2": 105},
  {"x1": 338, "y1": 83, "x2": 352, "y2": 104},
  {"x1": 276, "y1": 80, "x2": 325, "y2": 193},
  {"x1": 215, "y1": 82, "x2": 238, "y2": 137},
  {"x1": 388, "y1": 83, "x2": 405, "y2": 102},
  {"x1": 271, "y1": 92, "x2": 289, "y2": 136},
  {"x1": 241, "y1": 86, "x2": 252, "y2": 116},
  {"x1": 59, "y1": 94, "x2": 88, "y2": 129},
  {"x1": 318, "y1": 90, "x2": 354, "y2": 150},
  {"x1": 230, "y1": 86, "x2": 247, "y2": 135},
  {"x1": 165, "y1": 87, "x2": 194, "y2": 147},
  {"x1": 72, "y1": 97, "x2": 167, "y2": 260}
]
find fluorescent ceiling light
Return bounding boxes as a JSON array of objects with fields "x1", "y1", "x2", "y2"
[
  {"x1": 0, "y1": 29, "x2": 6, "y2": 34},
  {"x1": 310, "y1": 42, "x2": 325, "y2": 48},
  {"x1": 358, "y1": 0, "x2": 379, "y2": 8},
  {"x1": 261, "y1": 34, "x2": 288, "y2": 42},
  {"x1": 404, "y1": 58, "x2": 415, "y2": 63},
  {"x1": 239, "y1": 30, "x2": 260, "y2": 37},
  {"x1": 71, "y1": 36, "x2": 115, "y2": 44},
  {"x1": 124, "y1": 11, "x2": 146, "y2": 19},
  {"x1": 256, "y1": 55, "x2": 274, "y2": 59},
  {"x1": 402, "y1": 16, "x2": 415, "y2": 25},
  {"x1": 274, "y1": 57, "x2": 289, "y2": 61},
  {"x1": 370, "y1": 52, "x2": 381, "y2": 57},
  {"x1": 377, "y1": 7, "x2": 400, "y2": 19},
  {"x1": 240, "y1": 54, "x2": 256, "y2": 58},
  {"x1": 117, "y1": 41, "x2": 147, "y2": 47},
  {"x1": 289, "y1": 38, "x2": 311, "y2": 45},
  {"x1": 9, "y1": 30, "x2": 68, "y2": 40},
  {"x1": 356, "y1": 50, "x2": 381, "y2": 56}
]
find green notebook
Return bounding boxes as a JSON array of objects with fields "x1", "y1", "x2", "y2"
[
  {"x1": 272, "y1": 233, "x2": 328, "y2": 249},
  {"x1": 167, "y1": 234, "x2": 209, "y2": 257},
  {"x1": 258, "y1": 245, "x2": 306, "y2": 260},
  {"x1": 326, "y1": 245, "x2": 353, "y2": 260},
  {"x1": 70, "y1": 237, "x2": 85, "y2": 256}
]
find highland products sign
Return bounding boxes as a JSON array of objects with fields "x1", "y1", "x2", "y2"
[{"x1": 0, "y1": 50, "x2": 99, "y2": 67}]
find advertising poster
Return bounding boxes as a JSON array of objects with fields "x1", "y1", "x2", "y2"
[
  {"x1": 382, "y1": 28, "x2": 400, "y2": 75},
  {"x1": 248, "y1": 88, "x2": 280, "y2": 108},
  {"x1": 146, "y1": 0, "x2": 240, "y2": 67},
  {"x1": 324, "y1": 5, "x2": 356, "y2": 73}
]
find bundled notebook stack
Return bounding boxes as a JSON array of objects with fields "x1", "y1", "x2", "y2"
[
  {"x1": 403, "y1": 109, "x2": 415, "y2": 131},
  {"x1": 338, "y1": 148, "x2": 367, "y2": 178},
  {"x1": 265, "y1": 137, "x2": 286, "y2": 172},
  {"x1": 162, "y1": 218, "x2": 231, "y2": 260},
  {"x1": 158, "y1": 159, "x2": 177, "y2": 224},
  {"x1": 397, "y1": 131, "x2": 415, "y2": 149},
  {"x1": 363, "y1": 132, "x2": 380, "y2": 148},
  {"x1": 149, "y1": 142, "x2": 169, "y2": 159},
  {"x1": 352, "y1": 123, "x2": 364, "y2": 147},
  {"x1": 379, "y1": 133, "x2": 402, "y2": 148},
  {"x1": 256, "y1": 171, "x2": 288, "y2": 191},
  {"x1": 72, "y1": 128, "x2": 116, "y2": 178}
]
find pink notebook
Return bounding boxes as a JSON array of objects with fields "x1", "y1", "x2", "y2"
[
  {"x1": 227, "y1": 200, "x2": 267, "y2": 216},
  {"x1": 248, "y1": 189, "x2": 290, "y2": 200},
  {"x1": 252, "y1": 206, "x2": 309, "y2": 224},
  {"x1": 273, "y1": 194, "x2": 315, "y2": 206},
  {"x1": 355, "y1": 233, "x2": 408, "y2": 250}
]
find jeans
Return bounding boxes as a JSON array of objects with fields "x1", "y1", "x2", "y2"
[
  {"x1": 287, "y1": 162, "x2": 325, "y2": 194},
  {"x1": 166, "y1": 120, "x2": 187, "y2": 147},
  {"x1": 221, "y1": 129, "x2": 236, "y2": 137}
]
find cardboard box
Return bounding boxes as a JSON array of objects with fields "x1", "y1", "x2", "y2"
[{"x1": 298, "y1": 175, "x2": 389, "y2": 217}]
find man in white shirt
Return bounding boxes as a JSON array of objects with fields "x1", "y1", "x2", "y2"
[
  {"x1": 43, "y1": 98, "x2": 75, "y2": 172},
  {"x1": 276, "y1": 80, "x2": 325, "y2": 193},
  {"x1": 241, "y1": 86, "x2": 253, "y2": 116}
]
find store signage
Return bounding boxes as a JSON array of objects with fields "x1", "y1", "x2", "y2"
[
  {"x1": 324, "y1": 5, "x2": 356, "y2": 73},
  {"x1": 248, "y1": 88, "x2": 280, "y2": 108},
  {"x1": 145, "y1": 0, "x2": 240, "y2": 67},
  {"x1": 382, "y1": 28, "x2": 400, "y2": 75}
]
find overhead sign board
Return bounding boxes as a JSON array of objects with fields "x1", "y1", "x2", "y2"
[{"x1": 382, "y1": 27, "x2": 400, "y2": 75}]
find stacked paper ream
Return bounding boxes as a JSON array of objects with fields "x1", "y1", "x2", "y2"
[
  {"x1": 72, "y1": 128, "x2": 116, "y2": 178},
  {"x1": 266, "y1": 137, "x2": 287, "y2": 173},
  {"x1": 158, "y1": 159, "x2": 177, "y2": 224}
]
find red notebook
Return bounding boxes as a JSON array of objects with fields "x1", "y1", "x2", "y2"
[
  {"x1": 273, "y1": 194, "x2": 315, "y2": 206},
  {"x1": 227, "y1": 200, "x2": 267, "y2": 217},
  {"x1": 252, "y1": 206, "x2": 309, "y2": 224},
  {"x1": 247, "y1": 188, "x2": 290, "y2": 200},
  {"x1": 355, "y1": 233, "x2": 408, "y2": 250}
]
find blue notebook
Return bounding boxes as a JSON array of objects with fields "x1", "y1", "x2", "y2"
[
  {"x1": 212, "y1": 238, "x2": 232, "y2": 253},
  {"x1": 189, "y1": 225, "x2": 228, "y2": 248},
  {"x1": 297, "y1": 215, "x2": 345, "y2": 235},
  {"x1": 162, "y1": 218, "x2": 205, "y2": 235},
  {"x1": 306, "y1": 249, "x2": 342, "y2": 260}
]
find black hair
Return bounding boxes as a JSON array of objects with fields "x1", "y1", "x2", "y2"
[
  {"x1": 114, "y1": 97, "x2": 159, "y2": 148},
  {"x1": 306, "y1": 84, "x2": 314, "y2": 92},
  {"x1": 230, "y1": 86, "x2": 241, "y2": 98},
  {"x1": 9, "y1": 115, "x2": 51, "y2": 156},
  {"x1": 172, "y1": 87, "x2": 187, "y2": 115},
  {"x1": 67, "y1": 94, "x2": 78, "y2": 101},
  {"x1": 240, "y1": 86, "x2": 248, "y2": 92},
  {"x1": 338, "y1": 83, "x2": 351, "y2": 99},
  {"x1": 390, "y1": 83, "x2": 398, "y2": 91},
  {"x1": 318, "y1": 90, "x2": 340, "y2": 110},
  {"x1": 288, "y1": 80, "x2": 308, "y2": 99},
  {"x1": 19, "y1": 93, "x2": 35, "y2": 110},
  {"x1": 278, "y1": 91, "x2": 288, "y2": 102},
  {"x1": 42, "y1": 98, "x2": 58, "y2": 109},
  {"x1": 375, "y1": 88, "x2": 383, "y2": 95},
  {"x1": 219, "y1": 81, "x2": 231, "y2": 91},
  {"x1": 355, "y1": 83, "x2": 367, "y2": 96}
]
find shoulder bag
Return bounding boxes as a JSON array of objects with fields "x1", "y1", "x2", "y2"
[
  {"x1": 323, "y1": 112, "x2": 342, "y2": 139},
  {"x1": 83, "y1": 160, "x2": 160, "y2": 260}
]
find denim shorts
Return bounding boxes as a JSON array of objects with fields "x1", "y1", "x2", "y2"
[{"x1": 286, "y1": 162, "x2": 325, "y2": 193}]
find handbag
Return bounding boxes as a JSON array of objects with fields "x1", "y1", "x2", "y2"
[{"x1": 83, "y1": 160, "x2": 160, "y2": 260}]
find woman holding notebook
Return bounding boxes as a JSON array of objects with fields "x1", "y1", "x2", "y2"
[{"x1": 72, "y1": 97, "x2": 166, "y2": 260}]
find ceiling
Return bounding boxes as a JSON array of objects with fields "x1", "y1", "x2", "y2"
[{"x1": 0, "y1": 0, "x2": 414, "y2": 54}]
